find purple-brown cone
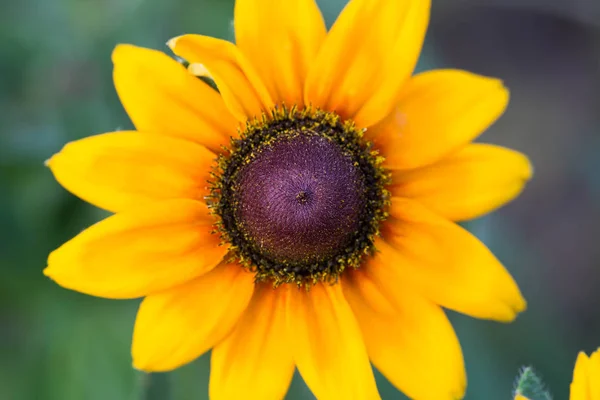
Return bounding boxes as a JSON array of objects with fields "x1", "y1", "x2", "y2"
[
  {"x1": 234, "y1": 134, "x2": 366, "y2": 264},
  {"x1": 211, "y1": 108, "x2": 389, "y2": 286}
]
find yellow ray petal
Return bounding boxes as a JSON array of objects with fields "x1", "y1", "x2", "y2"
[
  {"x1": 571, "y1": 352, "x2": 591, "y2": 400},
  {"x1": 112, "y1": 44, "x2": 236, "y2": 153},
  {"x1": 187, "y1": 63, "x2": 212, "y2": 78},
  {"x1": 210, "y1": 284, "x2": 294, "y2": 400},
  {"x1": 304, "y1": 0, "x2": 430, "y2": 128},
  {"x1": 514, "y1": 396, "x2": 530, "y2": 400},
  {"x1": 168, "y1": 35, "x2": 274, "y2": 122},
  {"x1": 234, "y1": 0, "x2": 326, "y2": 107},
  {"x1": 44, "y1": 200, "x2": 226, "y2": 299},
  {"x1": 379, "y1": 197, "x2": 526, "y2": 321},
  {"x1": 391, "y1": 144, "x2": 533, "y2": 221},
  {"x1": 132, "y1": 262, "x2": 254, "y2": 372},
  {"x1": 47, "y1": 131, "x2": 216, "y2": 213},
  {"x1": 286, "y1": 283, "x2": 380, "y2": 400},
  {"x1": 343, "y1": 269, "x2": 466, "y2": 400},
  {"x1": 370, "y1": 70, "x2": 509, "y2": 170},
  {"x1": 590, "y1": 349, "x2": 600, "y2": 400}
]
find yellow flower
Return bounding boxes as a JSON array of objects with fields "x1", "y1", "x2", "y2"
[
  {"x1": 515, "y1": 349, "x2": 600, "y2": 400},
  {"x1": 44, "y1": 0, "x2": 531, "y2": 399},
  {"x1": 571, "y1": 349, "x2": 600, "y2": 400}
]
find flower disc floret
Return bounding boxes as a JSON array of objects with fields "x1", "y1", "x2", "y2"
[{"x1": 210, "y1": 108, "x2": 390, "y2": 287}]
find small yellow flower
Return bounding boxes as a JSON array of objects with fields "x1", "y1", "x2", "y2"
[{"x1": 45, "y1": 0, "x2": 532, "y2": 398}]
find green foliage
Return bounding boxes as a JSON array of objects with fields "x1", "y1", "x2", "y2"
[{"x1": 514, "y1": 367, "x2": 553, "y2": 400}]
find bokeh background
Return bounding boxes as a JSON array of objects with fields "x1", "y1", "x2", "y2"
[{"x1": 1, "y1": 0, "x2": 599, "y2": 399}]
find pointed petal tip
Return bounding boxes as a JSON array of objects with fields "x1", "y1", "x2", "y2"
[
  {"x1": 493, "y1": 144, "x2": 533, "y2": 184},
  {"x1": 523, "y1": 156, "x2": 534, "y2": 180},
  {"x1": 576, "y1": 351, "x2": 590, "y2": 363},
  {"x1": 188, "y1": 63, "x2": 212, "y2": 78},
  {"x1": 45, "y1": 148, "x2": 66, "y2": 171},
  {"x1": 131, "y1": 357, "x2": 162, "y2": 373},
  {"x1": 131, "y1": 348, "x2": 173, "y2": 373},
  {"x1": 518, "y1": 295, "x2": 528, "y2": 312},
  {"x1": 45, "y1": 140, "x2": 72, "y2": 169},
  {"x1": 42, "y1": 265, "x2": 52, "y2": 278},
  {"x1": 469, "y1": 73, "x2": 509, "y2": 106},
  {"x1": 166, "y1": 36, "x2": 181, "y2": 50},
  {"x1": 496, "y1": 81, "x2": 510, "y2": 107},
  {"x1": 451, "y1": 379, "x2": 467, "y2": 400},
  {"x1": 496, "y1": 294, "x2": 527, "y2": 323},
  {"x1": 495, "y1": 77, "x2": 507, "y2": 88},
  {"x1": 43, "y1": 253, "x2": 77, "y2": 290},
  {"x1": 43, "y1": 250, "x2": 63, "y2": 279},
  {"x1": 42, "y1": 261, "x2": 79, "y2": 295},
  {"x1": 511, "y1": 285, "x2": 528, "y2": 313}
]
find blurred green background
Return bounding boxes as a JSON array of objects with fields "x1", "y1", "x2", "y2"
[{"x1": 1, "y1": 0, "x2": 599, "y2": 399}]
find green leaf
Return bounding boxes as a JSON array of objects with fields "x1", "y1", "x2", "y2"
[{"x1": 514, "y1": 366, "x2": 553, "y2": 400}]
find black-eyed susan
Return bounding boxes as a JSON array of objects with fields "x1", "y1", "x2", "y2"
[
  {"x1": 515, "y1": 349, "x2": 600, "y2": 400},
  {"x1": 45, "y1": 0, "x2": 532, "y2": 398}
]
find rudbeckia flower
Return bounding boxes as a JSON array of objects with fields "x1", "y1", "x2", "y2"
[
  {"x1": 515, "y1": 349, "x2": 600, "y2": 400},
  {"x1": 45, "y1": 0, "x2": 532, "y2": 398}
]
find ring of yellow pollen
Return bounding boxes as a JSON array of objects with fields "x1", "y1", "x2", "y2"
[{"x1": 209, "y1": 107, "x2": 390, "y2": 287}]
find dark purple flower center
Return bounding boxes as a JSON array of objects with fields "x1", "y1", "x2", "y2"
[
  {"x1": 233, "y1": 134, "x2": 365, "y2": 265},
  {"x1": 211, "y1": 108, "x2": 389, "y2": 287}
]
